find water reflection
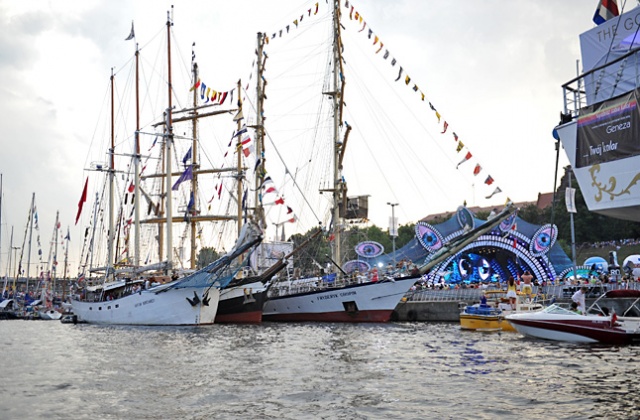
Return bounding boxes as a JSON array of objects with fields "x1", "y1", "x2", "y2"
[{"x1": 1, "y1": 320, "x2": 639, "y2": 419}]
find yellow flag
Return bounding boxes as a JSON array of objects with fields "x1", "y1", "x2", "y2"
[
  {"x1": 405, "y1": 75, "x2": 410, "y2": 85},
  {"x1": 435, "y1": 111, "x2": 441, "y2": 122}
]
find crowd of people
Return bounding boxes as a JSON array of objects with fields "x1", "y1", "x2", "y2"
[{"x1": 584, "y1": 238, "x2": 640, "y2": 249}]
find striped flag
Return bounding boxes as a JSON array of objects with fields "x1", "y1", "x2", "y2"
[
  {"x1": 456, "y1": 151, "x2": 472, "y2": 169},
  {"x1": 593, "y1": 0, "x2": 619, "y2": 25}
]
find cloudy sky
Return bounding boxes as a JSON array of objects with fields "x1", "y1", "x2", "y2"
[{"x1": 0, "y1": 0, "x2": 608, "y2": 274}]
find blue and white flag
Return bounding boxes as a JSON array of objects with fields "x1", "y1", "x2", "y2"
[
  {"x1": 172, "y1": 165, "x2": 193, "y2": 190},
  {"x1": 182, "y1": 147, "x2": 192, "y2": 165}
]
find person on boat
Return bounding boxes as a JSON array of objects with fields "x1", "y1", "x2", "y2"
[
  {"x1": 571, "y1": 286, "x2": 588, "y2": 315},
  {"x1": 506, "y1": 276, "x2": 517, "y2": 310},
  {"x1": 520, "y1": 271, "x2": 533, "y2": 296},
  {"x1": 479, "y1": 292, "x2": 488, "y2": 307},
  {"x1": 370, "y1": 267, "x2": 379, "y2": 282},
  {"x1": 570, "y1": 301, "x2": 580, "y2": 313}
]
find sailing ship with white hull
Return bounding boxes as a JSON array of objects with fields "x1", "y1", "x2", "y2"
[
  {"x1": 72, "y1": 11, "x2": 264, "y2": 326},
  {"x1": 252, "y1": 1, "x2": 517, "y2": 323}
]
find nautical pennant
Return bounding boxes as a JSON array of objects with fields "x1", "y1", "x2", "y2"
[
  {"x1": 441, "y1": 121, "x2": 448, "y2": 134},
  {"x1": 75, "y1": 177, "x2": 88, "y2": 225},
  {"x1": 456, "y1": 151, "x2": 472, "y2": 169},
  {"x1": 485, "y1": 187, "x2": 502, "y2": 199},
  {"x1": 473, "y1": 164, "x2": 482, "y2": 176},
  {"x1": 125, "y1": 21, "x2": 135, "y2": 41},
  {"x1": 484, "y1": 175, "x2": 494, "y2": 185},
  {"x1": 182, "y1": 147, "x2": 192, "y2": 165}
]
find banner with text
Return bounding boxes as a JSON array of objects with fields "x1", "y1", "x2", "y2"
[{"x1": 576, "y1": 88, "x2": 640, "y2": 168}]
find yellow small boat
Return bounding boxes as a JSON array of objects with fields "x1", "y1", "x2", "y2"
[{"x1": 460, "y1": 290, "x2": 543, "y2": 332}]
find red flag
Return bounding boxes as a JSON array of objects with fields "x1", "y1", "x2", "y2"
[
  {"x1": 484, "y1": 175, "x2": 494, "y2": 185},
  {"x1": 241, "y1": 137, "x2": 252, "y2": 157},
  {"x1": 441, "y1": 121, "x2": 448, "y2": 134},
  {"x1": 456, "y1": 151, "x2": 472, "y2": 169},
  {"x1": 275, "y1": 197, "x2": 285, "y2": 205},
  {"x1": 75, "y1": 177, "x2": 88, "y2": 225},
  {"x1": 286, "y1": 206, "x2": 293, "y2": 214},
  {"x1": 128, "y1": 182, "x2": 135, "y2": 193},
  {"x1": 288, "y1": 216, "x2": 296, "y2": 223},
  {"x1": 473, "y1": 164, "x2": 482, "y2": 176}
]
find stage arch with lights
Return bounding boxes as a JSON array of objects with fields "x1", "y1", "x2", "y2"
[{"x1": 347, "y1": 206, "x2": 574, "y2": 284}]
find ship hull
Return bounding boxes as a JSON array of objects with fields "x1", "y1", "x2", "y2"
[
  {"x1": 71, "y1": 286, "x2": 220, "y2": 326},
  {"x1": 216, "y1": 281, "x2": 266, "y2": 324},
  {"x1": 262, "y1": 277, "x2": 416, "y2": 323}
]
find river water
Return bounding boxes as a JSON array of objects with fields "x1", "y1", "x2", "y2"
[{"x1": 1, "y1": 320, "x2": 639, "y2": 420}]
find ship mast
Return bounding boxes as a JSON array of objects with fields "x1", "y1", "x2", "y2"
[
  {"x1": 164, "y1": 7, "x2": 174, "y2": 273},
  {"x1": 133, "y1": 42, "x2": 141, "y2": 268},
  {"x1": 253, "y1": 33, "x2": 267, "y2": 230},
  {"x1": 236, "y1": 79, "x2": 244, "y2": 240},
  {"x1": 108, "y1": 68, "x2": 116, "y2": 279},
  {"x1": 189, "y1": 59, "x2": 199, "y2": 269},
  {"x1": 330, "y1": 0, "x2": 346, "y2": 267}
]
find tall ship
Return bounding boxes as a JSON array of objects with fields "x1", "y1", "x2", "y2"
[
  {"x1": 252, "y1": 0, "x2": 519, "y2": 322},
  {"x1": 71, "y1": 10, "x2": 265, "y2": 326},
  {"x1": 554, "y1": 2, "x2": 640, "y2": 222}
]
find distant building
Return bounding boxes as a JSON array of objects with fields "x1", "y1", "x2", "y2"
[{"x1": 421, "y1": 192, "x2": 554, "y2": 223}]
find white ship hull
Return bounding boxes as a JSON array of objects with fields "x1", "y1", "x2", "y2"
[
  {"x1": 71, "y1": 286, "x2": 220, "y2": 326},
  {"x1": 263, "y1": 277, "x2": 415, "y2": 322}
]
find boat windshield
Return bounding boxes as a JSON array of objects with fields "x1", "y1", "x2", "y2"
[{"x1": 543, "y1": 304, "x2": 580, "y2": 315}]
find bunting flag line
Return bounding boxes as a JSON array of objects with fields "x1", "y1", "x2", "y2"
[
  {"x1": 342, "y1": 2, "x2": 505, "y2": 201},
  {"x1": 148, "y1": 136, "x2": 158, "y2": 151},
  {"x1": 485, "y1": 187, "x2": 502, "y2": 199},
  {"x1": 75, "y1": 177, "x2": 88, "y2": 225},
  {"x1": 456, "y1": 151, "x2": 472, "y2": 169},
  {"x1": 233, "y1": 125, "x2": 248, "y2": 138}
]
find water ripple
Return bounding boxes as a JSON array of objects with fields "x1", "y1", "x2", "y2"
[{"x1": 1, "y1": 320, "x2": 640, "y2": 419}]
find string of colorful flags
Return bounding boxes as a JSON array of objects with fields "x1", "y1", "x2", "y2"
[{"x1": 343, "y1": 0, "x2": 505, "y2": 201}]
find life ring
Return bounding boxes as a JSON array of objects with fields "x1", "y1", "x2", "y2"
[{"x1": 407, "y1": 310, "x2": 417, "y2": 322}]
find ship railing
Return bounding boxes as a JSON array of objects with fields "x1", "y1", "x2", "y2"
[
  {"x1": 561, "y1": 47, "x2": 640, "y2": 119},
  {"x1": 404, "y1": 282, "x2": 640, "y2": 302}
]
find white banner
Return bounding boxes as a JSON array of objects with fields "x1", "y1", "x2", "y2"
[
  {"x1": 389, "y1": 216, "x2": 398, "y2": 237},
  {"x1": 565, "y1": 187, "x2": 578, "y2": 213}
]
